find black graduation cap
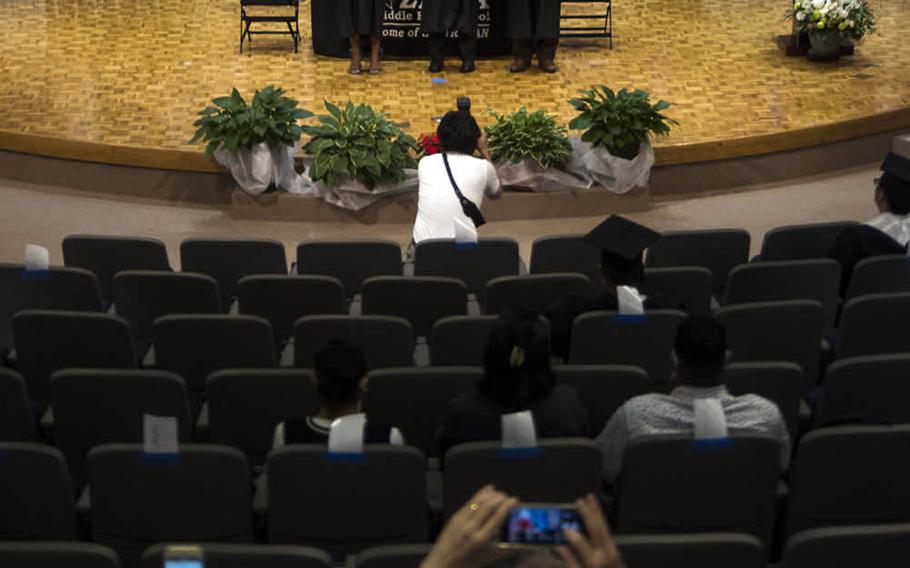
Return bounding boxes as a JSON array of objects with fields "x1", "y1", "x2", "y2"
[
  {"x1": 880, "y1": 153, "x2": 910, "y2": 213},
  {"x1": 584, "y1": 215, "x2": 661, "y2": 260},
  {"x1": 882, "y1": 152, "x2": 910, "y2": 185}
]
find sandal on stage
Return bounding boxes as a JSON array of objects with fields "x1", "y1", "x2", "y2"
[
  {"x1": 349, "y1": 64, "x2": 362, "y2": 75},
  {"x1": 368, "y1": 65, "x2": 382, "y2": 75}
]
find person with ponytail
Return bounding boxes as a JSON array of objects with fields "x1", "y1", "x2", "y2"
[{"x1": 436, "y1": 311, "x2": 590, "y2": 456}]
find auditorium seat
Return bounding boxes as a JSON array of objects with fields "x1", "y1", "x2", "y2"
[
  {"x1": 414, "y1": 238, "x2": 521, "y2": 299},
  {"x1": 362, "y1": 367, "x2": 481, "y2": 456},
  {"x1": 0, "y1": 443, "x2": 76, "y2": 540},
  {"x1": 552, "y1": 364, "x2": 651, "y2": 434},
  {"x1": 782, "y1": 524, "x2": 910, "y2": 568},
  {"x1": 266, "y1": 445, "x2": 428, "y2": 558},
  {"x1": 141, "y1": 544, "x2": 332, "y2": 568},
  {"x1": 0, "y1": 368, "x2": 35, "y2": 441},
  {"x1": 615, "y1": 533, "x2": 765, "y2": 568},
  {"x1": 484, "y1": 273, "x2": 591, "y2": 315},
  {"x1": 12, "y1": 310, "x2": 137, "y2": 406},
  {"x1": 180, "y1": 238, "x2": 288, "y2": 311},
  {"x1": 613, "y1": 434, "x2": 781, "y2": 547},
  {"x1": 442, "y1": 439, "x2": 601, "y2": 518},
  {"x1": 296, "y1": 240, "x2": 402, "y2": 297},
  {"x1": 0, "y1": 542, "x2": 121, "y2": 568},
  {"x1": 62, "y1": 234, "x2": 171, "y2": 305},
  {"x1": 723, "y1": 362, "x2": 803, "y2": 441},
  {"x1": 837, "y1": 292, "x2": 910, "y2": 359},
  {"x1": 50, "y1": 369, "x2": 192, "y2": 481},
  {"x1": 725, "y1": 259, "x2": 841, "y2": 329},
  {"x1": 759, "y1": 221, "x2": 859, "y2": 261},
  {"x1": 785, "y1": 425, "x2": 910, "y2": 537},
  {"x1": 568, "y1": 310, "x2": 687, "y2": 385},
  {"x1": 644, "y1": 229, "x2": 750, "y2": 297},
  {"x1": 293, "y1": 315, "x2": 415, "y2": 369},
  {"x1": 362, "y1": 276, "x2": 468, "y2": 338},
  {"x1": 349, "y1": 544, "x2": 432, "y2": 568},
  {"x1": 111, "y1": 271, "x2": 221, "y2": 350},
  {"x1": 716, "y1": 300, "x2": 825, "y2": 393},
  {"x1": 815, "y1": 354, "x2": 910, "y2": 427},
  {"x1": 87, "y1": 444, "x2": 253, "y2": 568},
  {"x1": 844, "y1": 254, "x2": 910, "y2": 301},
  {"x1": 429, "y1": 315, "x2": 499, "y2": 366},
  {"x1": 151, "y1": 315, "x2": 276, "y2": 416},
  {"x1": 640, "y1": 267, "x2": 713, "y2": 315},
  {"x1": 206, "y1": 369, "x2": 318, "y2": 465},
  {"x1": 236, "y1": 275, "x2": 346, "y2": 344},
  {"x1": 529, "y1": 234, "x2": 602, "y2": 286}
]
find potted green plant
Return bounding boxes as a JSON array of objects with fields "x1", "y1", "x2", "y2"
[
  {"x1": 788, "y1": 0, "x2": 875, "y2": 60},
  {"x1": 567, "y1": 86, "x2": 677, "y2": 194},
  {"x1": 191, "y1": 85, "x2": 313, "y2": 195}
]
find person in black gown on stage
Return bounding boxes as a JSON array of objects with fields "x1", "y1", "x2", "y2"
[
  {"x1": 337, "y1": 0, "x2": 384, "y2": 74},
  {"x1": 506, "y1": 0, "x2": 562, "y2": 73},
  {"x1": 422, "y1": 0, "x2": 479, "y2": 73}
]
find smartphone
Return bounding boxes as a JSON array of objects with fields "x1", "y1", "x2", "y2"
[
  {"x1": 500, "y1": 503, "x2": 585, "y2": 545},
  {"x1": 163, "y1": 545, "x2": 204, "y2": 568}
]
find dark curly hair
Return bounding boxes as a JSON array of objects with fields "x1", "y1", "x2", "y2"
[
  {"x1": 437, "y1": 110, "x2": 481, "y2": 155},
  {"x1": 313, "y1": 338, "x2": 368, "y2": 407}
]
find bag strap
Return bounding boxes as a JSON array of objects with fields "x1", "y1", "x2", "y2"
[{"x1": 442, "y1": 153, "x2": 471, "y2": 205}]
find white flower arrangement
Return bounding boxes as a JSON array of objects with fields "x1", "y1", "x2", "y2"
[{"x1": 789, "y1": 0, "x2": 876, "y2": 39}]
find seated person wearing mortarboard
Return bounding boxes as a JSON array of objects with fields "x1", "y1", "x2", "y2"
[
  {"x1": 594, "y1": 315, "x2": 791, "y2": 483},
  {"x1": 545, "y1": 215, "x2": 681, "y2": 361},
  {"x1": 828, "y1": 152, "x2": 910, "y2": 294},
  {"x1": 272, "y1": 338, "x2": 404, "y2": 447}
]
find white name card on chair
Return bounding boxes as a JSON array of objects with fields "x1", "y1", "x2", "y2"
[
  {"x1": 143, "y1": 414, "x2": 179, "y2": 455},
  {"x1": 693, "y1": 399, "x2": 728, "y2": 440},
  {"x1": 617, "y1": 285, "x2": 644, "y2": 316},
  {"x1": 24, "y1": 244, "x2": 49, "y2": 272},
  {"x1": 502, "y1": 411, "x2": 538, "y2": 449},
  {"x1": 328, "y1": 413, "x2": 368, "y2": 454}
]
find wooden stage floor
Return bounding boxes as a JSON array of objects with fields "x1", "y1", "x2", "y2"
[{"x1": 0, "y1": 0, "x2": 908, "y2": 173}]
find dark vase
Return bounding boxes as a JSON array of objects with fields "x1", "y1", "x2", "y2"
[
  {"x1": 608, "y1": 141, "x2": 641, "y2": 161},
  {"x1": 807, "y1": 31, "x2": 843, "y2": 61}
]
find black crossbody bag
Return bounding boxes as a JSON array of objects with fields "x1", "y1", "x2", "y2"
[{"x1": 442, "y1": 153, "x2": 486, "y2": 228}]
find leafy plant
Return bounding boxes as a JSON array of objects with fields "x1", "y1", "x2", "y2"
[
  {"x1": 485, "y1": 107, "x2": 573, "y2": 169},
  {"x1": 303, "y1": 101, "x2": 418, "y2": 189},
  {"x1": 569, "y1": 86, "x2": 678, "y2": 158},
  {"x1": 787, "y1": 0, "x2": 875, "y2": 40},
  {"x1": 191, "y1": 85, "x2": 313, "y2": 156}
]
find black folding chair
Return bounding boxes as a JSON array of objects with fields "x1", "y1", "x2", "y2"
[
  {"x1": 240, "y1": 0, "x2": 300, "y2": 54},
  {"x1": 560, "y1": 0, "x2": 613, "y2": 48}
]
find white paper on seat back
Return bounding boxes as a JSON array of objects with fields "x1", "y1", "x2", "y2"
[
  {"x1": 24, "y1": 244, "x2": 49, "y2": 272},
  {"x1": 453, "y1": 217, "x2": 478, "y2": 244},
  {"x1": 502, "y1": 411, "x2": 537, "y2": 449},
  {"x1": 143, "y1": 414, "x2": 179, "y2": 454},
  {"x1": 693, "y1": 399, "x2": 728, "y2": 440},
  {"x1": 328, "y1": 413, "x2": 367, "y2": 453},
  {"x1": 617, "y1": 285, "x2": 644, "y2": 315}
]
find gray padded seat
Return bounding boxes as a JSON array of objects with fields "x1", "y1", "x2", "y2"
[
  {"x1": 414, "y1": 238, "x2": 521, "y2": 299},
  {"x1": 443, "y1": 439, "x2": 601, "y2": 518},
  {"x1": 237, "y1": 275, "x2": 346, "y2": 343},
  {"x1": 0, "y1": 542, "x2": 121, "y2": 568},
  {"x1": 266, "y1": 445, "x2": 428, "y2": 558},
  {"x1": 0, "y1": 368, "x2": 34, "y2": 441},
  {"x1": 180, "y1": 238, "x2": 288, "y2": 311},
  {"x1": 759, "y1": 221, "x2": 859, "y2": 261},
  {"x1": 362, "y1": 367, "x2": 481, "y2": 455},
  {"x1": 641, "y1": 267, "x2": 713, "y2": 315},
  {"x1": 207, "y1": 369, "x2": 318, "y2": 465},
  {"x1": 362, "y1": 276, "x2": 467, "y2": 338},
  {"x1": 296, "y1": 240, "x2": 402, "y2": 297},
  {"x1": 724, "y1": 362, "x2": 803, "y2": 440},
  {"x1": 716, "y1": 300, "x2": 825, "y2": 393},
  {"x1": 785, "y1": 425, "x2": 910, "y2": 537},
  {"x1": 568, "y1": 310, "x2": 687, "y2": 385},
  {"x1": 429, "y1": 315, "x2": 499, "y2": 366},
  {"x1": 484, "y1": 273, "x2": 591, "y2": 315},
  {"x1": 644, "y1": 229, "x2": 750, "y2": 296},
  {"x1": 616, "y1": 533, "x2": 765, "y2": 568},
  {"x1": 837, "y1": 292, "x2": 910, "y2": 360},
  {"x1": 293, "y1": 316, "x2": 414, "y2": 369},
  {"x1": 63, "y1": 235, "x2": 171, "y2": 304},
  {"x1": 529, "y1": 234, "x2": 602, "y2": 286},
  {"x1": 552, "y1": 364, "x2": 650, "y2": 434},
  {"x1": 0, "y1": 443, "x2": 75, "y2": 540},
  {"x1": 349, "y1": 544, "x2": 433, "y2": 568},
  {"x1": 51, "y1": 369, "x2": 192, "y2": 481},
  {"x1": 816, "y1": 354, "x2": 910, "y2": 427},
  {"x1": 844, "y1": 254, "x2": 910, "y2": 301},
  {"x1": 87, "y1": 444, "x2": 252, "y2": 568},
  {"x1": 141, "y1": 544, "x2": 332, "y2": 568},
  {"x1": 12, "y1": 310, "x2": 136, "y2": 406},
  {"x1": 782, "y1": 524, "x2": 910, "y2": 568},
  {"x1": 613, "y1": 434, "x2": 781, "y2": 547}
]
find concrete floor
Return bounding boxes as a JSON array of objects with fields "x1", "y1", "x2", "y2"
[{"x1": 0, "y1": 164, "x2": 880, "y2": 269}]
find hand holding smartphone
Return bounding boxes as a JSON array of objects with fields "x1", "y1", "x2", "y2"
[{"x1": 500, "y1": 503, "x2": 586, "y2": 546}]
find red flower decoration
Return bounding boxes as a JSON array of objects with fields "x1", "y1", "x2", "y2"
[{"x1": 418, "y1": 133, "x2": 441, "y2": 156}]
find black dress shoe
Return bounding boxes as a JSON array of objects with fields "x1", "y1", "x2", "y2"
[
  {"x1": 510, "y1": 58, "x2": 531, "y2": 73},
  {"x1": 428, "y1": 59, "x2": 444, "y2": 73},
  {"x1": 539, "y1": 59, "x2": 558, "y2": 73},
  {"x1": 460, "y1": 60, "x2": 476, "y2": 73}
]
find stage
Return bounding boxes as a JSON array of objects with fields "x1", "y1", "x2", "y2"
[{"x1": 0, "y1": 0, "x2": 908, "y2": 176}]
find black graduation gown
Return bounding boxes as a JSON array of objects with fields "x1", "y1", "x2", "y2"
[
  {"x1": 505, "y1": 0, "x2": 562, "y2": 40},
  {"x1": 336, "y1": 0, "x2": 384, "y2": 38},
  {"x1": 421, "y1": 0, "x2": 479, "y2": 36},
  {"x1": 827, "y1": 224, "x2": 907, "y2": 296}
]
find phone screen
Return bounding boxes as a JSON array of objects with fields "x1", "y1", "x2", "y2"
[
  {"x1": 163, "y1": 546, "x2": 204, "y2": 568},
  {"x1": 501, "y1": 504, "x2": 585, "y2": 545},
  {"x1": 164, "y1": 562, "x2": 202, "y2": 568}
]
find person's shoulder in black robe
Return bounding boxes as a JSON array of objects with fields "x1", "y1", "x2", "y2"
[{"x1": 828, "y1": 224, "x2": 907, "y2": 296}]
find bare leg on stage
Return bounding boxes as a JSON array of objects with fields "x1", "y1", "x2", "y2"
[
  {"x1": 349, "y1": 34, "x2": 362, "y2": 74},
  {"x1": 369, "y1": 36, "x2": 382, "y2": 74}
]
